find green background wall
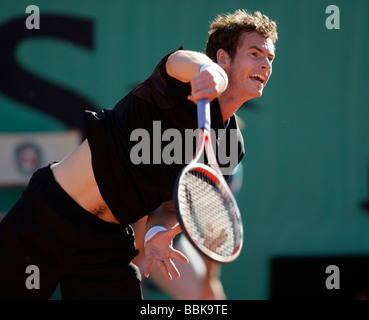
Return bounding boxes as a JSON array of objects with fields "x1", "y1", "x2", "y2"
[{"x1": 1, "y1": 0, "x2": 368, "y2": 299}]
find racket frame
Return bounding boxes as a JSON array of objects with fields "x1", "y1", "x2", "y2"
[{"x1": 173, "y1": 99, "x2": 243, "y2": 263}]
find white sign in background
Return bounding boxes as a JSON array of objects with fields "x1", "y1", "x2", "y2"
[{"x1": 0, "y1": 130, "x2": 81, "y2": 186}]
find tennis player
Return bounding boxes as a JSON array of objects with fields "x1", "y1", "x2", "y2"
[{"x1": 0, "y1": 9, "x2": 277, "y2": 299}]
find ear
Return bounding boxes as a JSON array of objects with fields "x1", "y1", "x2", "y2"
[{"x1": 216, "y1": 49, "x2": 230, "y2": 69}]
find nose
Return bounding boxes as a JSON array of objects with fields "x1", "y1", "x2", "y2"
[{"x1": 260, "y1": 57, "x2": 272, "y2": 70}]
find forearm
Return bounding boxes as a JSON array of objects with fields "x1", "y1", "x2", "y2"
[
  {"x1": 166, "y1": 50, "x2": 228, "y2": 104},
  {"x1": 166, "y1": 50, "x2": 214, "y2": 83},
  {"x1": 146, "y1": 200, "x2": 178, "y2": 231}
]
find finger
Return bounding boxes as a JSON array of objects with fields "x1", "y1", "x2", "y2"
[
  {"x1": 165, "y1": 258, "x2": 181, "y2": 279},
  {"x1": 196, "y1": 69, "x2": 217, "y2": 83},
  {"x1": 187, "y1": 95, "x2": 197, "y2": 104},
  {"x1": 189, "y1": 89, "x2": 218, "y2": 103},
  {"x1": 170, "y1": 248, "x2": 189, "y2": 264},
  {"x1": 192, "y1": 77, "x2": 217, "y2": 93},
  {"x1": 157, "y1": 260, "x2": 172, "y2": 281},
  {"x1": 192, "y1": 71, "x2": 224, "y2": 93},
  {"x1": 189, "y1": 77, "x2": 217, "y2": 103},
  {"x1": 144, "y1": 259, "x2": 154, "y2": 278}
]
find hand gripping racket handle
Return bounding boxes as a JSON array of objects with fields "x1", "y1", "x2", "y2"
[{"x1": 197, "y1": 98, "x2": 211, "y2": 131}]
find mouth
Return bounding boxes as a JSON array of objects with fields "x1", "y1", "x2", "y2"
[{"x1": 249, "y1": 73, "x2": 266, "y2": 85}]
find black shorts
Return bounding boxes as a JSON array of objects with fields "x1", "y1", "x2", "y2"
[{"x1": 0, "y1": 165, "x2": 142, "y2": 300}]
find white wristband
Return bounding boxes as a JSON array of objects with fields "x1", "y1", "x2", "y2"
[
  {"x1": 144, "y1": 225, "x2": 167, "y2": 246},
  {"x1": 199, "y1": 63, "x2": 228, "y2": 92}
]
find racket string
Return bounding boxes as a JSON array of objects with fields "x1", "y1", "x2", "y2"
[{"x1": 178, "y1": 169, "x2": 239, "y2": 257}]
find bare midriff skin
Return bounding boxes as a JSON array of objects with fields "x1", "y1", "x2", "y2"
[{"x1": 51, "y1": 139, "x2": 120, "y2": 224}]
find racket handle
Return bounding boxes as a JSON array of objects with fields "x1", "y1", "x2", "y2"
[{"x1": 197, "y1": 98, "x2": 211, "y2": 131}]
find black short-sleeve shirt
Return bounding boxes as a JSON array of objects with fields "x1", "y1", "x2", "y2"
[{"x1": 85, "y1": 48, "x2": 245, "y2": 225}]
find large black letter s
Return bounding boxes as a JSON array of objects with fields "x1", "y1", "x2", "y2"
[{"x1": 0, "y1": 15, "x2": 98, "y2": 136}]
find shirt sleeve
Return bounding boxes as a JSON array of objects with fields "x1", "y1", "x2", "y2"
[{"x1": 131, "y1": 47, "x2": 192, "y2": 110}]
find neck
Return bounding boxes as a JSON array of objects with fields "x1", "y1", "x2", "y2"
[{"x1": 218, "y1": 89, "x2": 250, "y2": 122}]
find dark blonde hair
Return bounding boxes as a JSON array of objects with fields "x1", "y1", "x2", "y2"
[{"x1": 206, "y1": 9, "x2": 278, "y2": 62}]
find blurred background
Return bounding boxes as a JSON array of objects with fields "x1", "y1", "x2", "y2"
[{"x1": 0, "y1": 0, "x2": 368, "y2": 300}]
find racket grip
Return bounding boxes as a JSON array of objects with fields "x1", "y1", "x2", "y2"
[{"x1": 197, "y1": 98, "x2": 211, "y2": 131}]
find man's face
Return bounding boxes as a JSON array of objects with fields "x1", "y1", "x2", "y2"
[{"x1": 227, "y1": 31, "x2": 275, "y2": 101}]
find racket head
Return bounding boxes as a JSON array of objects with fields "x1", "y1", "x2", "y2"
[{"x1": 174, "y1": 161, "x2": 243, "y2": 263}]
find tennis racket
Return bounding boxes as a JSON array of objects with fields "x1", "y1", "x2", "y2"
[{"x1": 173, "y1": 98, "x2": 243, "y2": 263}]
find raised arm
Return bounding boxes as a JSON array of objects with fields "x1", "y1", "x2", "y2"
[
  {"x1": 166, "y1": 50, "x2": 228, "y2": 103},
  {"x1": 166, "y1": 50, "x2": 213, "y2": 83}
]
